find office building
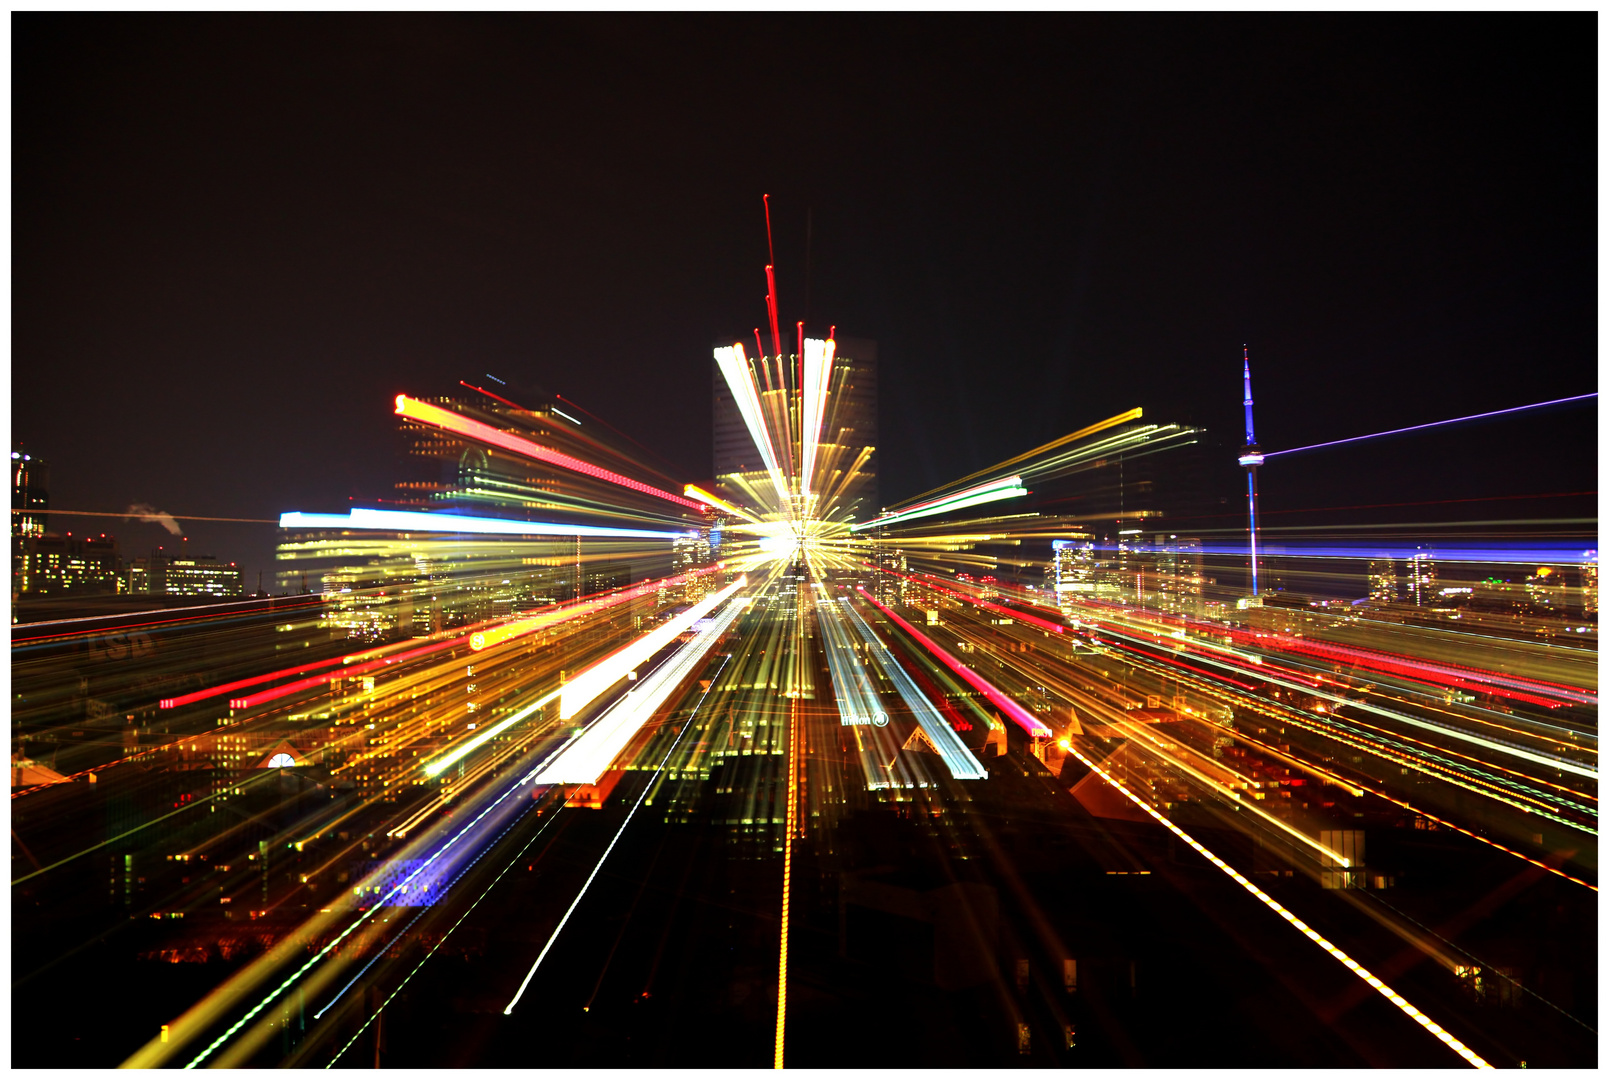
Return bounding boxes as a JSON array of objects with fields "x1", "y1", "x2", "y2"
[
  {"x1": 874, "y1": 548, "x2": 907, "y2": 605},
  {"x1": 1051, "y1": 535, "x2": 1096, "y2": 617},
  {"x1": 1583, "y1": 551, "x2": 1598, "y2": 618},
  {"x1": 127, "y1": 549, "x2": 244, "y2": 598},
  {"x1": 11, "y1": 449, "x2": 48, "y2": 538},
  {"x1": 1405, "y1": 549, "x2": 1438, "y2": 607},
  {"x1": 1153, "y1": 535, "x2": 1204, "y2": 616},
  {"x1": 15, "y1": 532, "x2": 121, "y2": 597},
  {"x1": 1525, "y1": 566, "x2": 1567, "y2": 612},
  {"x1": 1367, "y1": 559, "x2": 1397, "y2": 604},
  {"x1": 670, "y1": 531, "x2": 713, "y2": 602}
]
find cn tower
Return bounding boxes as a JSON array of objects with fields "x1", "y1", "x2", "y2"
[{"x1": 1238, "y1": 347, "x2": 1264, "y2": 598}]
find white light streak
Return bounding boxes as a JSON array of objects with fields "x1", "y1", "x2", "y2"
[
  {"x1": 714, "y1": 343, "x2": 792, "y2": 510},
  {"x1": 504, "y1": 657, "x2": 729, "y2": 1015},
  {"x1": 559, "y1": 577, "x2": 746, "y2": 720},
  {"x1": 537, "y1": 593, "x2": 748, "y2": 783},
  {"x1": 800, "y1": 336, "x2": 834, "y2": 501}
]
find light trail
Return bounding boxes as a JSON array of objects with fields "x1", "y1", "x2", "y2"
[
  {"x1": 503, "y1": 655, "x2": 721, "y2": 1015},
  {"x1": 858, "y1": 587, "x2": 1052, "y2": 737},
  {"x1": 840, "y1": 600, "x2": 989, "y2": 780},
  {"x1": 775, "y1": 689, "x2": 800, "y2": 1069},
  {"x1": 394, "y1": 395, "x2": 706, "y2": 510},
  {"x1": 714, "y1": 343, "x2": 792, "y2": 510},
  {"x1": 815, "y1": 593, "x2": 890, "y2": 728},
  {"x1": 1062, "y1": 742, "x2": 1493, "y2": 1068},
  {"x1": 557, "y1": 577, "x2": 747, "y2": 721},
  {"x1": 279, "y1": 507, "x2": 684, "y2": 539},
  {"x1": 888, "y1": 406, "x2": 1143, "y2": 509},
  {"x1": 134, "y1": 744, "x2": 544, "y2": 1068},
  {"x1": 11, "y1": 770, "x2": 277, "y2": 886},
  {"x1": 685, "y1": 483, "x2": 763, "y2": 524},
  {"x1": 10, "y1": 507, "x2": 281, "y2": 523},
  {"x1": 422, "y1": 687, "x2": 562, "y2": 778},
  {"x1": 1096, "y1": 624, "x2": 1597, "y2": 831},
  {"x1": 1063, "y1": 608, "x2": 1599, "y2": 808},
  {"x1": 532, "y1": 593, "x2": 748, "y2": 784},
  {"x1": 1264, "y1": 392, "x2": 1597, "y2": 459},
  {"x1": 323, "y1": 788, "x2": 572, "y2": 1067},
  {"x1": 928, "y1": 579, "x2": 1596, "y2": 886},
  {"x1": 852, "y1": 475, "x2": 1027, "y2": 532}
]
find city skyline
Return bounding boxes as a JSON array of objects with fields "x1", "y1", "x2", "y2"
[
  {"x1": 12, "y1": 15, "x2": 1595, "y2": 590},
  {"x1": 9, "y1": 13, "x2": 1598, "y2": 1072}
]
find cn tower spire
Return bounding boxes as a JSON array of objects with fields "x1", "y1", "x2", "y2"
[
  {"x1": 1238, "y1": 346, "x2": 1265, "y2": 599},
  {"x1": 1242, "y1": 346, "x2": 1256, "y2": 446}
]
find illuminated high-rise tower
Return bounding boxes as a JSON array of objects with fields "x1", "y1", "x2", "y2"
[
  {"x1": 1405, "y1": 548, "x2": 1438, "y2": 607},
  {"x1": 1051, "y1": 536, "x2": 1096, "y2": 616},
  {"x1": 11, "y1": 448, "x2": 48, "y2": 539},
  {"x1": 1237, "y1": 349, "x2": 1265, "y2": 600},
  {"x1": 1154, "y1": 534, "x2": 1204, "y2": 616},
  {"x1": 1367, "y1": 558, "x2": 1397, "y2": 604},
  {"x1": 712, "y1": 337, "x2": 876, "y2": 523},
  {"x1": 1583, "y1": 550, "x2": 1598, "y2": 618}
]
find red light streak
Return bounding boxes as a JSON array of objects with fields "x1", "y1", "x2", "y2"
[
  {"x1": 160, "y1": 655, "x2": 352, "y2": 709},
  {"x1": 859, "y1": 588, "x2": 1052, "y2": 737},
  {"x1": 458, "y1": 380, "x2": 529, "y2": 411},
  {"x1": 229, "y1": 638, "x2": 463, "y2": 709},
  {"x1": 763, "y1": 195, "x2": 782, "y2": 361},
  {"x1": 209, "y1": 565, "x2": 726, "y2": 711}
]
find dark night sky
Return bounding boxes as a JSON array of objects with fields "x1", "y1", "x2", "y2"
[{"x1": 13, "y1": 14, "x2": 1597, "y2": 586}]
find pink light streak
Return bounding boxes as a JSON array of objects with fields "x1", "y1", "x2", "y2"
[{"x1": 394, "y1": 396, "x2": 703, "y2": 510}]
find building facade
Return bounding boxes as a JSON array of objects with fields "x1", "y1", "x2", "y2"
[
  {"x1": 15, "y1": 533, "x2": 122, "y2": 597},
  {"x1": 128, "y1": 550, "x2": 245, "y2": 598},
  {"x1": 1405, "y1": 549, "x2": 1438, "y2": 607},
  {"x1": 1051, "y1": 535, "x2": 1096, "y2": 616},
  {"x1": 1153, "y1": 535, "x2": 1204, "y2": 616},
  {"x1": 1366, "y1": 559, "x2": 1397, "y2": 604},
  {"x1": 12, "y1": 449, "x2": 48, "y2": 538}
]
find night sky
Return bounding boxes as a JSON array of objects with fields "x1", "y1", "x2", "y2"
[{"x1": 13, "y1": 15, "x2": 1597, "y2": 586}]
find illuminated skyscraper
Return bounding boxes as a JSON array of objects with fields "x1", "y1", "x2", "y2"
[
  {"x1": 1367, "y1": 559, "x2": 1397, "y2": 604},
  {"x1": 1052, "y1": 535, "x2": 1096, "y2": 616},
  {"x1": 873, "y1": 547, "x2": 906, "y2": 605},
  {"x1": 712, "y1": 336, "x2": 877, "y2": 522},
  {"x1": 823, "y1": 337, "x2": 878, "y2": 522},
  {"x1": 1582, "y1": 551, "x2": 1598, "y2": 618},
  {"x1": 128, "y1": 550, "x2": 244, "y2": 598},
  {"x1": 11, "y1": 450, "x2": 125, "y2": 601},
  {"x1": 1154, "y1": 535, "x2": 1204, "y2": 616},
  {"x1": 16, "y1": 533, "x2": 121, "y2": 598},
  {"x1": 1405, "y1": 549, "x2": 1438, "y2": 607},
  {"x1": 11, "y1": 449, "x2": 48, "y2": 538},
  {"x1": 672, "y1": 531, "x2": 712, "y2": 601},
  {"x1": 1525, "y1": 566, "x2": 1566, "y2": 612}
]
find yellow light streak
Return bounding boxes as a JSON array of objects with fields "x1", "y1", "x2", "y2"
[
  {"x1": 890, "y1": 407, "x2": 1143, "y2": 510},
  {"x1": 685, "y1": 484, "x2": 763, "y2": 524},
  {"x1": 1065, "y1": 742, "x2": 1491, "y2": 1069}
]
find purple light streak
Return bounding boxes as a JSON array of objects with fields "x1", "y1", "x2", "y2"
[{"x1": 1264, "y1": 393, "x2": 1597, "y2": 459}]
